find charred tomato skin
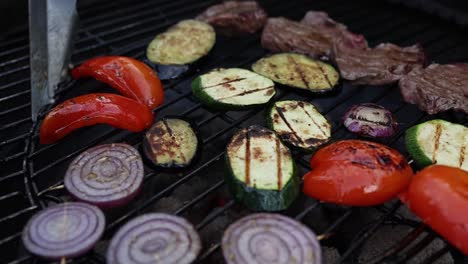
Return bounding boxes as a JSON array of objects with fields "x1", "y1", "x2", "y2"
[
  {"x1": 303, "y1": 140, "x2": 413, "y2": 206},
  {"x1": 401, "y1": 165, "x2": 468, "y2": 254}
]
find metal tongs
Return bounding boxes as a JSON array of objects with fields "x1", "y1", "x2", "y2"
[{"x1": 29, "y1": 0, "x2": 78, "y2": 121}]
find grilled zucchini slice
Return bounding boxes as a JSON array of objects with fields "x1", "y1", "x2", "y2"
[
  {"x1": 267, "y1": 100, "x2": 331, "y2": 152},
  {"x1": 405, "y1": 119, "x2": 468, "y2": 171},
  {"x1": 143, "y1": 118, "x2": 199, "y2": 168},
  {"x1": 192, "y1": 68, "x2": 276, "y2": 110},
  {"x1": 225, "y1": 125, "x2": 299, "y2": 211},
  {"x1": 252, "y1": 53, "x2": 339, "y2": 92}
]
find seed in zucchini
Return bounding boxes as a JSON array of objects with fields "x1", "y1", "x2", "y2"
[
  {"x1": 192, "y1": 68, "x2": 276, "y2": 110},
  {"x1": 146, "y1": 19, "x2": 216, "y2": 79},
  {"x1": 267, "y1": 100, "x2": 331, "y2": 152},
  {"x1": 252, "y1": 53, "x2": 339, "y2": 92},
  {"x1": 143, "y1": 118, "x2": 198, "y2": 168},
  {"x1": 405, "y1": 119, "x2": 468, "y2": 171},
  {"x1": 225, "y1": 125, "x2": 299, "y2": 211}
]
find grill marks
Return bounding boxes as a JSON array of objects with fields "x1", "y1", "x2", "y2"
[
  {"x1": 299, "y1": 103, "x2": 329, "y2": 139},
  {"x1": 460, "y1": 145, "x2": 466, "y2": 168},
  {"x1": 275, "y1": 137, "x2": 283, "y2": 189},
  {"x1": 287, "y1": 55, "x2": 310, "y2": 89},
  {"x1": 162, "y1": 120, "x2": 187, "y2": 164},
  {"x1": 202, "y1": 77, "x2": 246, "y2": 89},
  {"x1": 244, "y1": 130, "x2": 251, "y2": 186},
  {"x1": 432, "y1": 124, "x2": 442, "y2": 163},
  {"x1": 216, "y1": 86, "x2": 274, "y2": 101},
  {"x1": 275, "y1": 106, "x2": 304, "y2": 144}
]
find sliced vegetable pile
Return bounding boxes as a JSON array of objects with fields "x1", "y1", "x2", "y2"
[
  {"x1": 303, "y1": 140, "x2": 413, "y2": 206},
  {"x1": 64, "y1": 143, "x2": 144, "y2": 208},
  {"x1": 143, "y1": 118, "x2": 199, "y2": 168},
  {"x1": 406, "y1": 119, "x2": 467, "y2": 171},
  {"x1": 107, "y1": 213, "x2": 201, "y2": 264},
  {"x1": 252, "y1": 53, "x2": 339, "y2": 93},
  {"x1": 343, "y1": 103, "x2": 398, "y2": 138},
  {"x1": 22, "y1": 202, "x2": 105, "y2": 260},
  {"x1": 225, "y1": 125, "x2": 299, "y2": 211},
  {"x1": 268, "y1": 100, "x2": 331, "y2": 152},
  {"x1": 222, "y1": 213, "x2": 321, "y2": 264},
  {"x1": 192, "y1": 68, "x2": 276, "y2": 110}
]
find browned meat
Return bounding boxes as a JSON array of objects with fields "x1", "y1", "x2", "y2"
[
  {"x1": 196, "y1": 1, "x2": 267, "y2": 35},
  {"x1": 399, "y1": 64, "x2": 468, "y2": 114},
  {"x1": 261, "y1": 17, "x2": 331, "y2": 60}
]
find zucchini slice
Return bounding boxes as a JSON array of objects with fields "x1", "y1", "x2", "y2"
[
  {"x1": 143, "y1": 118, "x2": 199, "y2": 168},
  {"x1": 267, "y1": 100, "x2": 331, "y2": 152},
  {"x1": 225, "y1": 125, "x2": 299, "y2": 211},
  {"x1": 192, "y1": 68, "x2": 276, "y2": 110},
  {"x1": 252, "y1": 53, "x2": 339, "y2": 92},
  {"x1": 405, "y1": 119, "x2": 468, "y2": 171}
]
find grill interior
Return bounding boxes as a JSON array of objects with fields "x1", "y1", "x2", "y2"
[{"x1": 1, "y1": 0, "x2": 468, "y2": 263}]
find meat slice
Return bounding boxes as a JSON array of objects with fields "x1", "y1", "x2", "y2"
[
  {"x1": 261, "y1": 17, "x2": 331, "y2": 60},
  {"x1": 196, "y1": 1, "x2": 267, "y2": 35},
  {"x1": 399, "y1": 64, "x2": 468, "y2": 114}
]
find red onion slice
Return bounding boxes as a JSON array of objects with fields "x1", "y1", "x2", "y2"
[
  {"x1": 222, "y1": 213, "x2": 321, "y2": 264},
  {"x1": 22, "y1": 202, "x2": 105, "y2": 260},
  {"x1": 343, "y1": 103, "x2": 398, "y2": 138},
  {"x1": 64, "y1": 143, "x2": 144, "y2": 208},
  {"x1": 107, "y1": 213, "x2": 201, "y2": 264}
]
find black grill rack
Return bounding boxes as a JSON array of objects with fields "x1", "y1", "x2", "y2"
[{"x1": 1, "y1": 0, "x2": 467, "y2": 263}]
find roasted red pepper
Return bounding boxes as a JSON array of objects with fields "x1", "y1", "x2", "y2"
[
  {"x1": 400, "y1": 165, "x2": 468, "y2": 254},
  {"x1": 72, "y1": 56, "x2": 164, "y2": 109},
  {"x1": 40, "y1": 93, "x2": 154, "y2": 144},
  {"x1": 303, "y1": 140, "x2": 413, "y2": 206}
]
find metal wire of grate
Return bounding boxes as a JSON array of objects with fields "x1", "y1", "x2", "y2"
[{"x1": 0, "y1": 0, "x2": 467, "y2": 263}]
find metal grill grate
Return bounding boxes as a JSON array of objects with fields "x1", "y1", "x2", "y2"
[{"x1": 1, "y1": 0, "x2": 467, "y2": 263}]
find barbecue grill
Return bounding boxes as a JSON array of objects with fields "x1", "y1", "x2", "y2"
[{"x1": 1, "y1": 0, "x2": 468, "y2": 263}]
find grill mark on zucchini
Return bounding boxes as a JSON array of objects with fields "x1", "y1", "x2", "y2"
[
  {"x1": 216, "y1": 86, "x2": 274, "y2": 101},
  {"x1": 245, "y1": 131, "x2": 251, "y2": 186},
  {"x1": 287, "y1": 55, "x2": 310, "y2": 89},
  {"x1": 315, "y1": 63, "x2": 333, "y2": 88},
  {"x1": 202, "y1": 78, "x2": 247, "y2": 90},
  {"x1": 162, "y1": 119, "x2": 187, "y2": 164},
  {"x1": 275, "y1": 137, "x2": 282, "y2": 190},
  {"x1": 299, "y1": 103, "x2": 328, "y2": 139},
  {"x1": 460, "y1": 145, "x2": 466, "y2": 168},
  {"x1": 432, "y1": 124, "x2": 442, "y2": 163},
  {"x1": 274, "y1": 106, "x2": 304, "y2": 144}
]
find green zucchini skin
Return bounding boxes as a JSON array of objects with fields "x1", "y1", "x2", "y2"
[
  {"x1": 191, "y1": 68, "x2": 276, "y2": 110},
  {"x1": 405, "y1": 124, "x2": 433, "y2": 168}
]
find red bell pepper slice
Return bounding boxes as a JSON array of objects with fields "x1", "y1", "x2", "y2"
[
  {"x1": 40, "y1": 93, "x2": 154, "y2": 144},
  {"x1": 72, "y1": 56, "x2": 164, "y2": 109}
]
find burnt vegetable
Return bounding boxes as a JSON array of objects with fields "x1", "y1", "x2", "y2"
[
  {"x1": 64, "y1": 143, "x2": 144, "y2": 208},
  {"x1": 143, "y1": 118, "x2": 199, "y2": 168},
  {"x1": 222, "y1": 213, "x2": 322, "y2": 264},
  {"x1": 343, "y1": 103, "x2": 398, "y2": 138}
]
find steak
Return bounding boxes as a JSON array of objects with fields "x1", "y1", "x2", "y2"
[
  {"x1": 399, "y1": 64, "x2": 468, "y2": 114},
  {"x1": 261, "y1": 17, "x2": 331, "y2": 60},
  {"x1": 196, "y1": 1, "x2": 267, "y2": 35}
]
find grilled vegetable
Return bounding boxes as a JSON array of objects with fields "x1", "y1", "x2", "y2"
[
  {"x1": 22, "y1": 202, "x2": 105, "y2": 260},
  {"x1": 405, "y1": 119, "x2": 467, "y2": 171},
  {"x1": 303, "y1": 140, "x2": 413, "y2": 206},
  {"x1": 252, "y1": 53, "x2": 339, "y2": 92},
  {"x1": 222, "y1": 213, "x2": 322, "y2": 264},
  {"x1": 225, "y1": 125, "x2": 299, "y2": 211},
  {"x1": 107, "y1": 213, "x2": 201, "y2": 264},
  {"x1": 343, "y1": 103, "x2": 398, "y2": 138},
  {"x1": 39, "y1": 93, "x2": 154, "y2": 144},
  {"x1": 64, "y1": 143, "x2": 144, "y2": 208},
  {"x1": 71, "y1": 56, "x2": 164, "y2": 110},
  {"x1": 146, "y1": 19, "x2": 216, "y2": 79},
  {"x1": 143, "y1": 118, "x2": 199, "y2": 168},
  {"x1": 267, "y1": 100, "x2": 331, "y2": 152},
  {"x1": 192, "y1": 68, "x2": 276, "y2": 110},
  {"x1": 400, "y1": 165, "x2": 468, "y2": 254}
]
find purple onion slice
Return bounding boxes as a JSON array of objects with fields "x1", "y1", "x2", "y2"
[
  {"x1": 107, "y1": 213, "x2": 201, "y2": 264},
  {"x1": 343, "y1": 103, "x2": 398, "y2": 138},
  {"x1": 22, "y1": 202, "x2": 105, "y2": 260},
  {"x1": 222, "y1": 213, "x2": 321, "y2": 264},
  {"x1": 64, "y1": 143, "x2": 144, "y2": 208}
]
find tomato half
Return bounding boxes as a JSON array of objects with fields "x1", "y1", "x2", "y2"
[{"x1": 303, "y1": 140, "x2": 413, "y2": 206}]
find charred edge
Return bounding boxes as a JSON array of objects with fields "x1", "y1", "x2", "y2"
[
  {"x1": 299, "y1": 103, "x2": 328, "y2": 138},
  {"x1": 460, "y1": 145, "x2": 466, "y2": 168},
  {"x1": 162, "y1": 120, "x2": 187, "y2": 163},
  {"x1": 275, "y1": 106, "x2": 304, "y2": 144},
  {"x1": 432, "y1": 124, "x2": 442, "y2": 163},
  {"x1": 248, "y1": 125, "x2": 274, "y2": 138},
  {"x1": 216, "y1": 86, "x2": 274, "y2": 100},
  {"x1": 287, "y1": 56, "x2": 310, "y2": 89},
  {"x1": 202, "y1": 78, "x2": 247, "y2": 89},
  {"x1": 315, "y1": 62, "x2": 333, "y2": 88},
  {"x1": 275, "y1": 137, "x2": 282, "y2": 190},
  {"x1": 245, "y1": 130, "x2": 251, "y2": 186},
  {"x1": 348, "y1": 114, "x2": 391, "y2": 126}
]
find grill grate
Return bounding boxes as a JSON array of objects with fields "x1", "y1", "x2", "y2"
[{"x1": 1, "y1": 0, "x2": 468, "y2": 263}]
